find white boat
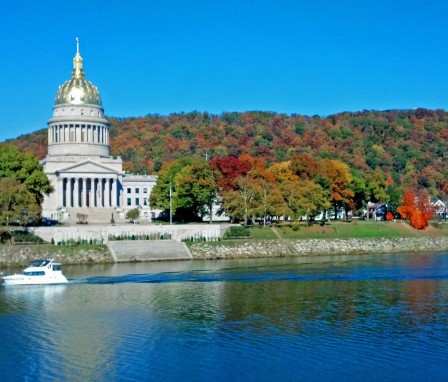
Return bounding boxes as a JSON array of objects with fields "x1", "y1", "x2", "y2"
[{"x1": 2, "y1": 259, "x2": 68, "y2": 286}]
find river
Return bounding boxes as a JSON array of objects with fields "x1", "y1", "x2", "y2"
[{"x1": 1, "y1": 252, "x2": 448, "y2": 381}]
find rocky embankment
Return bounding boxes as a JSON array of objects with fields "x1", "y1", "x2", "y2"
[
  {"x1": 189, "y1": 237, "x2": 448, "y2": 259},
  {"x1": 0, "y1": 245, "x2": 112, "y2": 269},
  {"x1": 1, "y1": 236, "x2": 448, "y2": 268}
]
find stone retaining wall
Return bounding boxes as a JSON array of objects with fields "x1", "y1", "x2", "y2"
[
  {"x1": 1, "y1": 237, "x2": 447, "y2": 268},
  {"x1": 189, "y1": 237, "x2": 448, "y2": 259},
  {"x1": 0, "y1": 245, "x2": 112, "y2": 268}
]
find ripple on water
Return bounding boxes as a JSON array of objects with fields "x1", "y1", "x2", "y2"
[{"x1": 1, "y1": 253, "x2": 448, "y2": 381}]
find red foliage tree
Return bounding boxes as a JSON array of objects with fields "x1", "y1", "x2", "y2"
[
  {"x1": 209, "y1": 156, "x2": 251, "y2": 191},
  {"x1": 397, "y1": 188, "x2": 433, "y2": 229},
  {"x1": 385, "y1": 211, "x2": 394, "y2": 221},
  {"x1": 397, "y1": 189, "x2": 416, "y2": 220}
]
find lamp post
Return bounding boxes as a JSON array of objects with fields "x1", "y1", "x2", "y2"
[{"x1": 169, "y1": 182, "x2": 173, "y2": 225}]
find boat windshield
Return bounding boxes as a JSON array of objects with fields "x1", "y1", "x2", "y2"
[{"x1": 28, "y1": 260, "x2": 51, "y2": 267}]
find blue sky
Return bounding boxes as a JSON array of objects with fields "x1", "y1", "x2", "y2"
[{"x1": 1, "y1": 0, "x2": 448, "y2": 142}]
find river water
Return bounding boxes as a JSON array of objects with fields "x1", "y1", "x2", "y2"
[{"x1": 1, "y1": 252, "x2": 448, "y2": 381}]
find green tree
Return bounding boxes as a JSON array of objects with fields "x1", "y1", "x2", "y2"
[
  {"x1": 365, "y1": 169, "x2": 388, "y2": 202},
  {"x1": 126, "y1": 208, "x2": 140, "y2": 223},
  {"x1": 0, "y1": 145, "x2": 53, "y2": 204},
  {"x1": 350, "y1": 173, "x2": 367, "y2": 212},
  {"x1": 278, "y1": 179, "x2": 330, "y2": 223},
  {"x1": 150, "y1": 160, "x2": 185, "y2": 212},
  {"x1": 174, "y1": 160, "x2": 217, "y2": 221},
  {"x1": 0, "y1": 178, "x2": 40, "y2": 226},
  {"x1": 253, "y1": 178, "x2": 284, "y2": 225},
  {"x1": 296, "y1": 180, "x2": 331, "y2": 224},
  {"x1": 150, "y1": 158, "x2": 217, "y2": 222}
]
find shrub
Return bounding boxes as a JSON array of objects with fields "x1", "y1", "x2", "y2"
[{"x1": 224, "y1": 226, "x2": 251, "y2": 239}]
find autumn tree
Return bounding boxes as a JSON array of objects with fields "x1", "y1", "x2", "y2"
[
  {"x1": 290, "y1": 153, "x2": 320, "y2": 180},
  {"x1": 269, "y1": 161, "x2": 298, "y2": 185},
  {"x1": 209, "y1": 156, "x2": 250, "y2": 191},
  {"x1": 320, "y1": 159, "x2": 354, "y2": 219},
  {"x1": 397, "y1": 189, "x2": 416, "y2": 221},
  {"x1": 397, "y1": 188, "x2": 433, "y2": 229},
  {"x1": 251, "y1": 177, "x2": 284, "y2": 225},
  {"x1": 221, "y1": 175, "x2": 260, "y2": 224}
]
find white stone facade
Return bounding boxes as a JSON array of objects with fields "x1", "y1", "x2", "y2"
[{"x1": 41, "y1": 40, "x2": 157, "y2": 223}]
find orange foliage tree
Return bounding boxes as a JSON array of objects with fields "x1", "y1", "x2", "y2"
[{"x1": 397, "y1": 189, "x2": 434, "y2": 229}]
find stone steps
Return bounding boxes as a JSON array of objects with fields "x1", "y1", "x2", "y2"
[{"x1": 108, "y1": 240, "x2": 193, "y2": 262}]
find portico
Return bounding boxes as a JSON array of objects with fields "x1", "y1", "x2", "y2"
[{"x1": 59, "y1": 176, "x2": 118, "y2": 208}]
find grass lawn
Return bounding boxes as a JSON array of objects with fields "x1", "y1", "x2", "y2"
[
  {"x1": 248, "y1": 226, "x2": 279, "y2": 240},
  {"x1": 221, "y1": 220, "x2": 448, "y2": 241},
  {"x1": 275, "y1": 220, "x2": 430, "y2": 239}
]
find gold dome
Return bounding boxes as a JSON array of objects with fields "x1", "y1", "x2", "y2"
[{"x1": 55, "y1": 38, "x2": 102, "y2": 106}]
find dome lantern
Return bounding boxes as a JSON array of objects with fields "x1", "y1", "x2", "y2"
[{"x1": 54, "y1": 38, "x2": 102, "y2": 106}]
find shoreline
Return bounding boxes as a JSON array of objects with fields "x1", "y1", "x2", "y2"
[{"x1": 1, "y1": 236, "x2": 448, "y2": 269}]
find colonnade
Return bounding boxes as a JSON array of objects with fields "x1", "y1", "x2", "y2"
[
  {"x1": 49, "y1": 124, "x2": 109, "y2": 144},
  {"x1": 59, "y1": 176, "x2": 118, "y2": 208}
]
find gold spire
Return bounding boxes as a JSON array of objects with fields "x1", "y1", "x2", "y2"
[{"x1": 72, "y1": 37, "x2": 84, "y2": 79}]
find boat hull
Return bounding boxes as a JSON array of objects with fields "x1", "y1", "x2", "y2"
[{"x1": 2, "y1": 274, "x2": 68, "y2": 286}]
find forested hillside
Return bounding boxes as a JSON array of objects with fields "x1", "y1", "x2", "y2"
[{"x1": 5, "y1": 108, "x2": 448, "y2": 196}]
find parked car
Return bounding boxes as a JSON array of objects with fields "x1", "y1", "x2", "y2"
[{"x1": 40, "y1": 217, "x2": 58, "y2": 226}]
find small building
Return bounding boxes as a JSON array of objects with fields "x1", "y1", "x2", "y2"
[
  {"x1": 432, "y1": 199, "x2": 446, "y2": 219},
  {"x1": 366, "y1": 202, "x2": 387, "y2": 221}
]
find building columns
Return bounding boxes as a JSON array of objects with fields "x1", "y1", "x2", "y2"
[
  {"x1": 105, "y1": 178, "x2": 110, "y2": 207},
  {"x1": 81, "y1": 178, "x2": 87, "y2": 207},
  {"x1": 68, "y1": 178, "x2": 73, "y2": 207},
  {"x1": 74, "y1": 178, "x2": 79, "y2": 207},
  {"x1": 58, "y1": 178, "x2": 64, "y2": 207},
  {"x1": 111, "y1": 178, "x2": 117, "y2": 207},
  {"x1": 59, "y1": 175, "x2": 120, "y2": 210}
]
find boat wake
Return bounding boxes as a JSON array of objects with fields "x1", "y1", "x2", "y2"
[{"x1": 68, "y1": 268, "x2": 448, "y2": 285}]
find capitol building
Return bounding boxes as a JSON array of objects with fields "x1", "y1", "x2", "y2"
[{"x1": 41, "y1": 39, "x2": 157, "y2": 224}]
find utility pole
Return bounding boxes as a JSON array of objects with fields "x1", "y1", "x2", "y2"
[{"x1": 169, "y1": 182, "x2": 173, "y2": 225}]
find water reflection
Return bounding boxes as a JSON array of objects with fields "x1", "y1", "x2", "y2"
[{"x1": 0, "y1": 253, "x2": 447, "y2": 381}]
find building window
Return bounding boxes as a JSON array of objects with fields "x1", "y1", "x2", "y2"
[
  {"x1": 143, "y1": 188, "x2": 148, "y2": 193},
  {"x1": 127, "y1": 188, "x2": 131, "y2": 194},
  {"x1": 135, "y1": 188, "x2": 140, "y2": 194},
  {"x1": 127, "y1": 198, "x2": 131, "y2": 206},
  {"x1": 143, "y1": 199, "x2": 147, "y2": 206},
  {"x1": 135, "y1": 198, "x2": 140, "y2": 206}
]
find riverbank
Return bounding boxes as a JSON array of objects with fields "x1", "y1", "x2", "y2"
[
  {"x1": 0, "y1": 244, "x2": 111, "y2": 269},
  {"x1": 189, "y1": 236, "x2": 448, "y2": 259},
  {"x1": 1, "y1": 235, "x2": 448, "y2": 269}
]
